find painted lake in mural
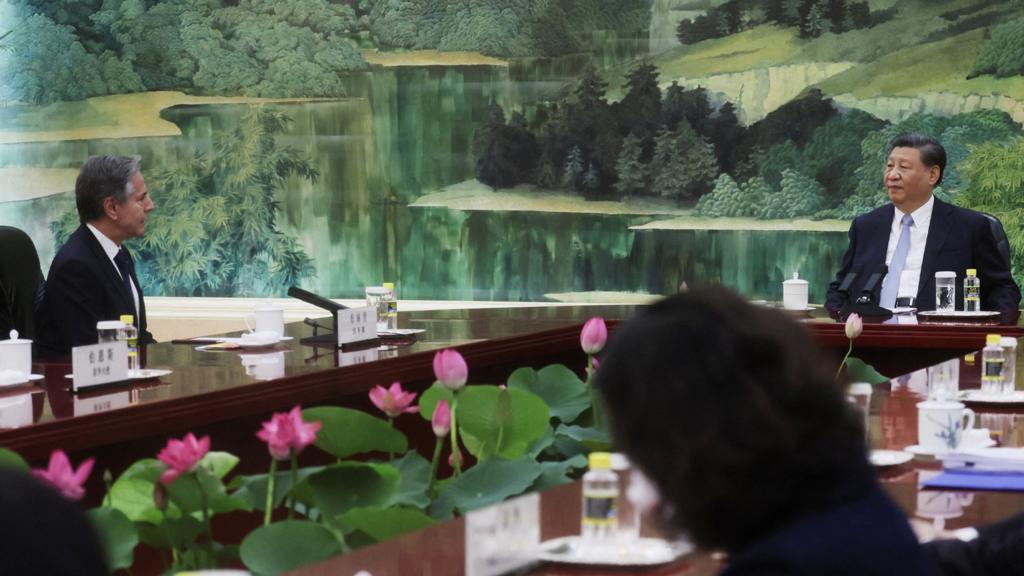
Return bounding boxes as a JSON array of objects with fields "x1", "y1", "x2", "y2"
[{"x1": 0, "y1": 57, "x2": 848, "y2": 304}]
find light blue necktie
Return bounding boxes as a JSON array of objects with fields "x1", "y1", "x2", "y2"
[{"x1": 880, "y1": 214, "x2": 913, "y2": 308}]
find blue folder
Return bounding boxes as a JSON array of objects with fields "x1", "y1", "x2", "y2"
[{"x1": 922, "y1": 469, "x2": 1024, "y2": 492}]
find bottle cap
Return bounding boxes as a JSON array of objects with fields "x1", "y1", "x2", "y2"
[
  {"x1": 935, "y1": 271, "x2": 956, "y2": 279},
  {"x1": 588, "y1": 451, "x2": 612, "y2": 470},
  {"x1": 966, "y1": 268, "x2": 977, "y2": 276},
  {"x1": 987, "y1": 334, "x2": 1002, "y2": 346},
  {"x1": 120, "y1": 314, "x2": 134, "y2": 324},
  {"x1": 383, "y1": 282, "x2": 395, "y2": 290}
]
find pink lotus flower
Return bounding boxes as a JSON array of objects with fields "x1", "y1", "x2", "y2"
[
  {"x1": 157, "y1": 433, "x2": 211, "y2": 485},
  {"x1": 433, "y1": 349, "x2": 468, "y2": 391},
  {"x1": 32, "y1": 450, "x2": 94, "y2": 501},
  {"x1": 580, "y1": 317, "x2": 607, "y2": 355},
  {"x1": 845, "y1": 313, "x2": 863, "y2": 340},
  {"x1": 256, "y1": 406, "x2": 322, "y2": 461},
  {"x1": 590, "y1": 357, "x2": 600, "y2": 371},
  {"x1": 432, "y1": 399, "x2": 451, "y2": 437},
  {"x1": 369, "y1": 382, "x2": 420, "y2": 419}
]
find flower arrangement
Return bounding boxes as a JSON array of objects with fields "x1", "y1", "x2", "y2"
[{"x1": 0, "y1": 317, "x2": 612, "y2": 574}]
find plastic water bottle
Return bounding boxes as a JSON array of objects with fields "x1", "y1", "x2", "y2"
[
  {"x1": 981, "y1": 334, "x2": 1004, "y2": 395},
  {"x1": 382, "y1": 282, "x2": 398, "y2": 330},
  {"x1": 964, "y1": 268, "x2": 981, "y2": 312},
  {"x1": 581, "y1": 451, "x2": 619, "y2": 544},
  {"x1": 1000, "y1": 337, "x2": 1017, "y2": 395},
  {"x1": 119, "y1": 314, "x2": 139, "y2": 374}
]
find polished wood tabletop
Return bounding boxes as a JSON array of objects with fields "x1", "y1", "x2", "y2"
[{"x1": 293, "y1": 343, "x2": 1024, "y2": 576}]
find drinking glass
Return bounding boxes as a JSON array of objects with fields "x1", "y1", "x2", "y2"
[
  {"x1": 935, "y1": 271, "x2": 956, "y2": 313},
  {"x1": 927, "y1": 358, "x2": 960, "y2": 401}
]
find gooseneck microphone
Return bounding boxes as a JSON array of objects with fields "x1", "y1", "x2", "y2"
[{"x1": 857, "y1": 265, "x2": 887, "y2": 304}]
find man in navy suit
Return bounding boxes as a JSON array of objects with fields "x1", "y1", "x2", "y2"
[
  {"x1": 826, "y1": 133, "x2": 1020, "y2": 313},
  {"x1": 36, "y1": 155, "x2": 156, "y2": 356}
]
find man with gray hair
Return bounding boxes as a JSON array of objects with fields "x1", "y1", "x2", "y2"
[{"x1": 36, "y1": 155, "x2": 155, "y2": 355}]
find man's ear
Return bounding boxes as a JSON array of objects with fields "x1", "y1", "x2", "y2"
[
  {"x1": 102, "y1": 196, "x2": 119, "y2": 221},
  {"x1": 929, "y1": 165, "x2": 941, "y2": 187}
]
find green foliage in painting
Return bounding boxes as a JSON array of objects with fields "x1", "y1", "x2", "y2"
[
  {"x1": 50, "y1": 107, "x2": 317, "y2": 297},
  {"x1": 969, "y1": 16, "x2": 1024, "y2": 78},
  {"x1": 362, "y1": 0, "x2": 652, "y2": 57},
  {"x1": 2, "y1": 0, "x2": 365, "y2": 102},
  {"x1": 955, "y1": 137, "x2": 1024, "y2": 288}
]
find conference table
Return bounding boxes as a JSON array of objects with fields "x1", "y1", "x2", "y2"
[{"x1": 1, "y1": 304, "x2": 1023, "y2": 574}]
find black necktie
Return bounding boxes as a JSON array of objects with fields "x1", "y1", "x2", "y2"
[{"x1": 113, "y1": 247, "x2": 136, "y2": 315}]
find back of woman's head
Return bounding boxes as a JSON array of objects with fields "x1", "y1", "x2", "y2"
[{"x1": 595, "y1": 288, "x2": 867, "y2": 551}]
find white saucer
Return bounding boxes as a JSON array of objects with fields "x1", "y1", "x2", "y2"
[
  {"x1": 870, "y1": 449, "x2": 913, "y2": 467},
  {"x1": 959, "y1": 390, "x2": 1024, "y2": 405},
  {"x1": 906, "y1": 440, "x2": 997, "y2": 456},
  {"x1": 0, "y1": 373, "x2": 42, "y2": 387},
  {"x1": 537, "y1": 536, "x2": 693, "y2": 566},
  {"x1": 782, "y1": 305, "x2": 816, "y2": 312},
  {"x1": 238, "y1": 339, "x2": 281, "y2": 349}
]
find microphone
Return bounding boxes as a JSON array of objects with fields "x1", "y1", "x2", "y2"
[
  {"x1": 836, "y1": 266, "x2": 861, "y2": 298},
  {"x1": 288, "y1": 286, "x2": 346, "y2": 344},
  {"x1": 857, "y1": 265, "x2": 887, "y2": 304}
]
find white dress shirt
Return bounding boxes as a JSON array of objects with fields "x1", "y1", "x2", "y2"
[
  {"x1": 86, "y1": 223, "x2": 140, "y2": 316},
  {"x1": 884, "y1": 195, "x2": 934, "y2": 301}
]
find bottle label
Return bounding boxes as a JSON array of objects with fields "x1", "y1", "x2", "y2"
[
  {"x1": 983, "y1": 359, "x2": 1004, "y2": 381},
  {"x1": 581, "y1": 494, "x2": 618, "y2": 526}
]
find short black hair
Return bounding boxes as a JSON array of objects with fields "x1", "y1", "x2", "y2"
[
  {"x1": 594, "y1": 288, "x2": 868, "y2": 552},
  {"x1": 75, "y1": 155, "x2": 141, "y2": 223},
  {"x1": 889, "y1": 132, "x2": 946, "y2": 187},
  {"x1": 0, "y1": 467, "x2": 109, "y2": 574}
]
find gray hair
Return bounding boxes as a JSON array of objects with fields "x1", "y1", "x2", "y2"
[{"x1": 75, "y1": 155, "x2": 142, "y2": 223}]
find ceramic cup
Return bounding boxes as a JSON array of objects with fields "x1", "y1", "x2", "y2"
[
  {"x1": 0, "y1": 330, "x2": 32, "y2": 377},
  {"x1": 917, "y1": 400, "x2": 975, "y2": 453},
  {"x1": 782, "y1": 273, "x2": 809, "y2": 310},
  {"x1": 246, "y1": 303, "x2": 284, "y2": 337}
]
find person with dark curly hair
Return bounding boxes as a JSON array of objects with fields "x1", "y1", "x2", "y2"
[{"x1": 594, "y1": 288, "x2": 937, "y2": 575}]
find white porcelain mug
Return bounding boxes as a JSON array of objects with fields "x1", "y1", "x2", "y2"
[
  {"x1": 0, "y1": 329, "x2": 32, "y2": 377},
  {"x1": 918, "y1": 400, "x2": 975, "y2": 453},
  {"x1": 246, "y1": 303, "x2": 284, "y2": 337},
  {"x1": 782, "y1": 273, "x2": 809, "y2": 310}
]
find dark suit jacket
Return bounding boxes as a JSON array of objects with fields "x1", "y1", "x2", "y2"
[
  {"x1": 826, "y1": 198, "x2": 1021, "y2": 312},
  {"x1": 36, "y1": 225, "x2": 154, "y2": 356},
  {"x1": 925, "y1": 512, "x2": 1024, "y2": 576},
  {"x1": 723, "y1": 482, "x2": 938, "y2": 575}
]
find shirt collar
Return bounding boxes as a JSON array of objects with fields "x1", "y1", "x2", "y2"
[
  {"x1": 894, "y1": 194, "x2": 935, "y2": 228},
  {"x1": 86, "y1": 223, "x2": 121, "y2": 261}
]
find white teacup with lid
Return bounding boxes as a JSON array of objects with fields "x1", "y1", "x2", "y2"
[
  {"x1": 0, "y1": 329, "x2": 32, "y2": 379},
  {"x1": 783, "y1": 272, "x2": 809, "y2": 310},
  {"x1": 247, "y1": 300, "x2": 285, "y2": 338}
]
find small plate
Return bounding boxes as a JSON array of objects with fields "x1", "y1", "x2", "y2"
[
  {"x1": 905, "y1": 440, "x2": 997, "y2": 456},
  {"x1": 537, "y1": 536, "x2": 693, "y2": 567},
  {"x1": 959, "y1": 390, "x2": 1024, "y2": 405},
  {"x1": 781, "y1": 305, "x2": 816, "y2": 312},
  {"x1": 917, "y1": 310, "x2": 1000, "y2": 320},
  {"x1": 65, "y1": 369, "x2": 171, "y2": 381},
  {"x1": 238, "y1": 338, "x2": 281, "y2": 349},
  {"x1": 870, "y1": 449, "x2": 913, "y2": 467}
]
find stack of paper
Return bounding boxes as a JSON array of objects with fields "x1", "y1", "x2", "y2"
[{"x1": 923, "y1": 449, "x2": 1024, "y2": 491}]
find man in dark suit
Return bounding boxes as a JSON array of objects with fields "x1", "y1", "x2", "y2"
[
  {"x1": 36, "y1": 155, "x2": 155, "y2": 356},
  {"x1": 826, "y1": 133, "x2": 1020, "y2": 313}
]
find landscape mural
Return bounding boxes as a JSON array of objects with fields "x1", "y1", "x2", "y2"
[{"x1": 1, "y1": 0, "x2": 1024, "y2": 304}]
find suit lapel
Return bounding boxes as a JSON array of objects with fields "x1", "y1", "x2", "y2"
[
  {"x1": 77, "y1": 225, "x2": 135, "y2": 312},
  {"x1": 917, "y1": 197, "x2": 952, "y2": 303},
  {"x1": 868, "y1": 204, "x2": 894, "y2": 273}
]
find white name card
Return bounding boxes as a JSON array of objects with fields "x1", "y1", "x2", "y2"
[
  {"x1": 71, "y1": 341, "x2": 128, "y2": 391},
  {"x1": 465, "y1": 492, "x2": 540, "y2": 576},
  {"x1": 337, "y1": 307, "x2": 378, "y2": 346}
]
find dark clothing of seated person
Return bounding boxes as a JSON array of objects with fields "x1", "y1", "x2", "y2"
[
  {"x1": 826, "y1": 133, "x2": 1020, "y2": 313},
  {"x1": 595, "y1": 288, "x2": 938, "y2": 575},
  {"x1": 0, "y1": 467, "x2": 109, "y2": 575},
  {"x1": 36, "y1": 155, "x2": 155, "y2": 356}
]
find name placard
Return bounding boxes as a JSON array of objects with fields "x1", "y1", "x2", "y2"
[
  {"x1": 465, "y1": 492, "x2": 540, "y2": 576},
  {"x1": 71, "y1": 341, "x2": 128, "y2": 391},
  {"x1": 337, "y1": 307, "x2": 377, "y2": 346}
]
